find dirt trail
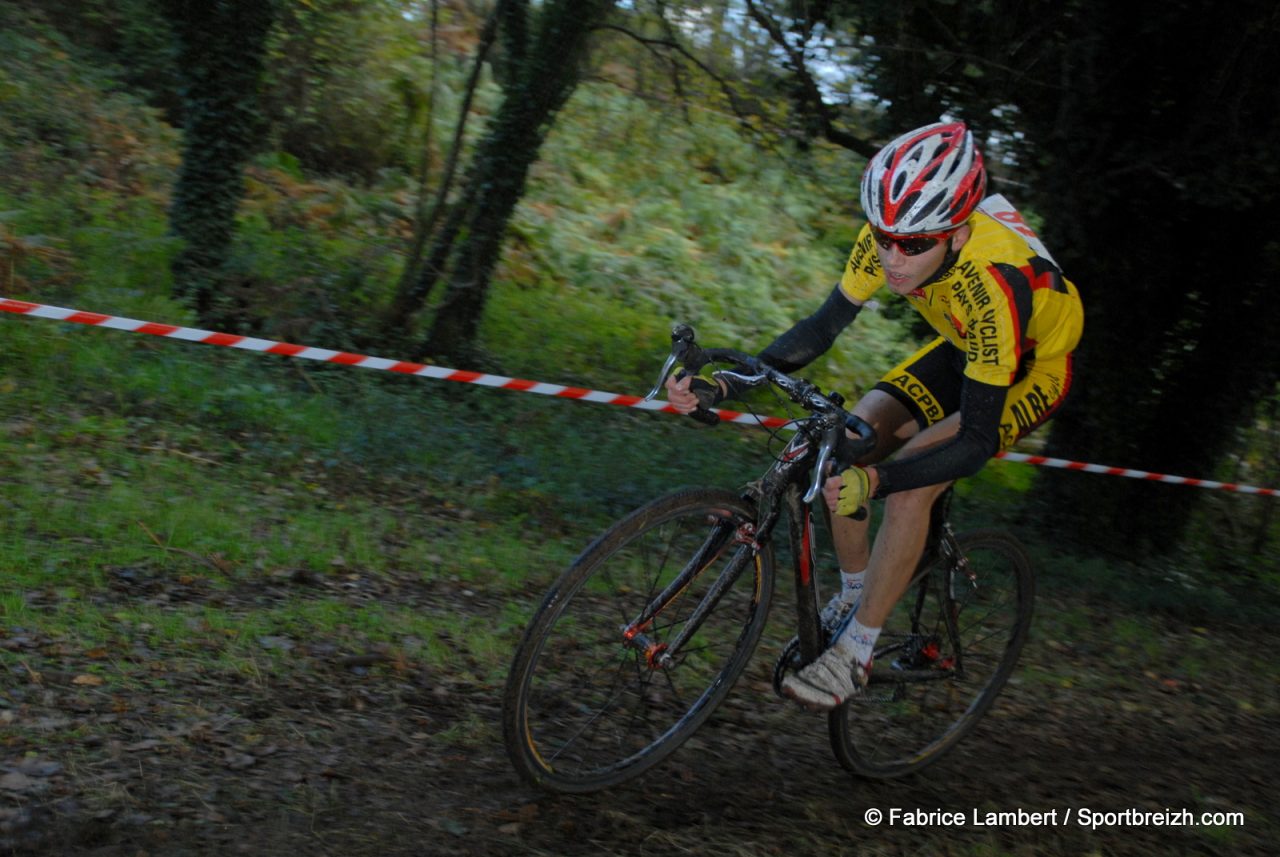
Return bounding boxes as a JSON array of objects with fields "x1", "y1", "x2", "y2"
[{"x1": 3, "y1": 580, "x2": 1275, "y2": 857}]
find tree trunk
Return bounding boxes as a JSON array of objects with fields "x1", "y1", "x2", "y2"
[
  {"x1": 387, "y1": 0, "x2": 510, "y2": 334},
  {"x1": 1021, "y1": 2, "x2": 1280, "y2": 555},
  {"x1": 418, "y1": 0, "x2": 616, "y2": 360},
  {"x1": 418, "y1": 114, "x2": 537, "y2": 359},
  {"x1": 160, "y1": 0, "x2": 278, "y2": 326}
]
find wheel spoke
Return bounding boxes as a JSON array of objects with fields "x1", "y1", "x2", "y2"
[{"x1": 544, "y1": 650, "x2": 639, "y2": 765}]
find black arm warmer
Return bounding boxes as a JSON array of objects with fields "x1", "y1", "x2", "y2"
[
  {"x1": 757, "y1": 284, "x2": 861, "y2": 373},
  {"x1": 873, "y1": 377, "x2": 1006, "y2": 496}
]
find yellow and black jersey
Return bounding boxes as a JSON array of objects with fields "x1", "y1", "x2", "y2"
[
  {"x1": 749, "y1": 195, "x2": 1083, "y2": 496},
  {"x1": 838, "y1": 197, "x2": 1084, "y2": 388}
]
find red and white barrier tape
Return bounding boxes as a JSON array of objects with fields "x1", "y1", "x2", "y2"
[
  {"x1": 994, "y1": 452, "x2": 1275, "y2": 496},
  {"x1": 2, "y1": 297, "x2": 1276, "y2": 497},
  {"x1": 0, "y1": 297, "x2": 770, "y2": 424}
]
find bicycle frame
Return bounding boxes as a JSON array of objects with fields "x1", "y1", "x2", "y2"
[
  {"x1": 623, "y1": 323, "x2": 879, "y2": 680},
  {"x1": 620, "y1": 438, "x2": 974, "y2": 700}
]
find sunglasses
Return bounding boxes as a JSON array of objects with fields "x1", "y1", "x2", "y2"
[{"x1": 871, "y1": 226, "x2": 957, "y2": 257}]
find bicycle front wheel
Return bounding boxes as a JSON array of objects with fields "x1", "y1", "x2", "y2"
[
  {"x1": 827, "y1": 529, "x2": 1034, "y2": 778},
  {"x1": 503, "y1": 488, "x2": 774, "y2": 793}
]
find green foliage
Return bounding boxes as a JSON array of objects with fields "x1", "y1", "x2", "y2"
[
  {"x1": 494, "y1": 82, "x2": 913, "y2": 395},
  {"x1": 1178, "y1": 386, "x2": 1280, "y2": 588},
  {"x1": 0, "y1": 7, "x2": 180, "y2": 200},
  {"x1": 260, "y1": 0, "x2": 449, "y2": 180},
  {"x1": 29, "y1": 0, "x2": 182, "y2": 112},
  {"x1": 224, "y1": 162, "x2": 409, "y2": 348},
  {"x1": 1, "y1": 0, "x2": 1275, "y2": 644}
]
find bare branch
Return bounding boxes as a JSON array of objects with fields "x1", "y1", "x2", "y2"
[
  {"x1": 593, "y1": 23, "x2": 790, "y2": 151},
  {"x1": 743, "y1": 0, "x2": 877, "y2": 157}
]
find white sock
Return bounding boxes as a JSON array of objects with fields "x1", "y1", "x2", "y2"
[
  {"x1": 838, "y1": 568, "x2": 866, "y2": 604},
  {"x1": 834, "y1": 614, "x2": 880, "y2": 667}
]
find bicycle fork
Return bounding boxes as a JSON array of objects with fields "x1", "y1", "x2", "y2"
[{"x1": 620, "y1": 511, "x2": 763, "y2": 669}]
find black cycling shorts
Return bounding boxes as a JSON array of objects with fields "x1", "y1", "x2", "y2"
[{"x1": 873, "y1": 336, "x2": 1074, "y2": 450}]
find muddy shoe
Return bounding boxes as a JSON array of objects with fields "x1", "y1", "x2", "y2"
[{"x1": 780, "y1": 645, "x2": 870, "y2": 711}]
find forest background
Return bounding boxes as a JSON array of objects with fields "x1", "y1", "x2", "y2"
[{"x1": 1, "y1": 1, "x2": 1278, "y2": 854}]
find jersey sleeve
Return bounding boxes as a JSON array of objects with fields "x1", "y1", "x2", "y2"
[
  {"x1": 757, "y1": 284, "x2": 861, "y2": 373},
  {"x1": 838, "y1": 224, "x2": 885, "y2": 304}
]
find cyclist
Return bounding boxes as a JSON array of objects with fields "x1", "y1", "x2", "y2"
[{"x1": 666, "y1": 120, "x2": 1083, "y2": 711}]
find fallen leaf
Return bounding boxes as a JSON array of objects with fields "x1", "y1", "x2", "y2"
[
  {"x1": 72, "y1": 674, "x2": 105, "y2": 687},
  {"x1": 16, "y1": 759, "x2": 61, "y2": 777},
  {"x1": 124, "y1": 739, "x2": 164, "y2": 752},
  {"x1": 0, "y1": 772, "x2": 41, "y2": 793},
  {"x1": 224, "y1": 751, "x2": 256, "y2": 770}
]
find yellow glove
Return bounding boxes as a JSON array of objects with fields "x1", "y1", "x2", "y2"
[{"x1": 835, "y1": 466, "x2": 872, "y2": 518}]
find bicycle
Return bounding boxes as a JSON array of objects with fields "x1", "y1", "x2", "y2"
[{"x1": 502, "y1": 324, "x2": 1035, "y2": 793}]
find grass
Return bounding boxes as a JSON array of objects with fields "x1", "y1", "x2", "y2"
[
  {"x1": 4, "y1": 325, "x2": 1275, "y2": 776},
  {"x1": 0, "y1": 23, "x2": 1274, "y2": 857},
  {"x1": 5, "y1": 283, "x2": 1277, "y2": 857},
  {"x1": 4, "y1": 314, "x2": 1272, "y2": 681}
]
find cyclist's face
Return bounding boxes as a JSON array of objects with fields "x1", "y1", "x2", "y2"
[{"x1": 876, "y1": 225, "x2": 971, "y2": 295}]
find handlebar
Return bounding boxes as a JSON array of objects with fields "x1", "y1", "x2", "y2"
[
  {"x1": 664, "y1": 323, "x2": 722, "y2": 426},
  {"x1": 644, "y1": 323, "x2": 878, "y2": 515}
]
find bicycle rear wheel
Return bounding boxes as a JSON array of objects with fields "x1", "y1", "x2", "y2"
[
  {"x1": 827, "y1": 529, "x2": 1033, "y2": 778},
  {"x1": 503, "y1": 488, "x2": 774, "y2": 793}
]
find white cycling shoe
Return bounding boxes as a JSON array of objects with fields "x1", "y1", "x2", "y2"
[{"x1": 780, "y1": 644, "x2": 870, "y2": 711}]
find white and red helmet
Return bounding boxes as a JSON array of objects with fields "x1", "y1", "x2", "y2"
[{"x1": 860, "y1": 121, "x2": 987, "y2": 234}]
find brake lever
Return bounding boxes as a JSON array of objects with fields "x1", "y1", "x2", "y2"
[
  {"x1": 805, "y1": 417, "x2": 871, "y2": 521},
  {"x1": 714, "y1": 366, "x2": 767, "y2": 389},
  {"x1": 646, "y1": 323, "x2": 701, "y2": 401},
  {"x1": 644, "y1": 352, "x2": 680, "y2": 401},
  {"x1": 803, "y1": 421, "x2": 841, "y2": 505},
  {"x1": 643, "y1": 325, "x2": 722, "y2": 425}
]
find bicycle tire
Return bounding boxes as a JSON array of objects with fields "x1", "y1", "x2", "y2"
[
  {"x1": 502, "y1": 488, "x2": 775, "y2": 793},
  {"x1": 827, "y1": 529, "x2": 1034, "y2": 778}
]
